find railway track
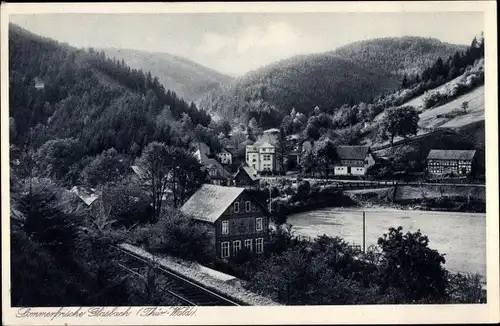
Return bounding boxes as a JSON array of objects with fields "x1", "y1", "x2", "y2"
[{"x1": 109, "y1": 244, "x2": 243, "y2": 306}]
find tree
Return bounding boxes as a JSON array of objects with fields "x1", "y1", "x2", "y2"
[
  {"x1": 135, "y1": 142, "x2": 206, "y2": 221},
  {"x1": 81, "y1": 148, "x2": 128, "y2": 187},
  {"x1": 300, "y1": 149, "x2": 317, "y2": 177},
  {"x1": 377, "y1": 226, "x2": 448, "y2": 302},
  {"x1": 379, "y1": 106, "x2": 419, "y2": 146},
  {"x1": 276, "y1": 127, "x2": 289, "y2": 175},
  {"x1": 281, "y1": 115, "x2": 293, "y2": 135},
  {"x1": 312, "y1": 138, "x2": 338, "y2": 180},
  {"x1": 19, "y1": 178, "x2": 81, "y2": 263},
  {"x1": 401, "y1": 75, "x2": 408, "y2": 89},
  {"x1": 461, "y1": 101, "x2": 469, "y2": 113},
  {"x1": 135, "y1": 142, "x2": 176, "y2": 222},
  {"x1": 304, "y1": 114, "x2": 333, "y2": 140},
  {"x1": 168, "y1": 149, "x2": 206, "y2": 207},
  {"x1": 34, "y1": 138, "x2": 85, "y2": 185},
  {"x1": 248, "y1": 117, "x2": 263, "y2": 137}
]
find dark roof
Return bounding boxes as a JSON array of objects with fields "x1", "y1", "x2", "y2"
[
  {"x1": 194, "y1": 142, "x2": 231, "y2": 178},
  {"x1": 427, "y1": 149, "x2": 476, "y2": 161},
  {"x1": 336, "y1": 146, "x2": 371, "y2": 160},
  {"x1": 180, "y1": 184, "x2": 245, "y2": 223},
  {"x1": 235, "y1": 165, "x2": 260, "y2": 181}
]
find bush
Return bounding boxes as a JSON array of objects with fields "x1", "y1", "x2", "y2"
[
  {"x1": 377, "y1": 226, "x2": 448, "y2": 302},
  {"x1": 129, "y1": 209, "x2": 212, "y2": 263}
]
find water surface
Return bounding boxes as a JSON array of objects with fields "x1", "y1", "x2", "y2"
[{"x1": 288, "y1": 207, "x2": 486, "y2": 277}]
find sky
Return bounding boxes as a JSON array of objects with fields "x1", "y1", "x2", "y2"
[{"x1": 10, "y1": 12, "x2": 483, "y2": 76}]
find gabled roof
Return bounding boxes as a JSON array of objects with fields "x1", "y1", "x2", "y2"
[
  {"x1": 180, "y1": 184, "x2": 245, "y2": 223},
  {"x1": 336, "y1": 146, "x2": 371, "y2": 160},
  {"x1": 254, "y1": 132, "x2": 279, "y2": 146},
  {"x1": 263, "y1": 128, "x2": 280, "y2": 134},
  {"x1": 131, "y1": 165, "x2": 147, "y2": 179},
  {"x1": 218, "y1": 147, "x2": 232, "y2": 155},
  {"x1": 194, "y1": 141, "x2": 211, "y2": 157},
  {"x1": 235, "y1": 165, "x2": 260, "y2": 181},
  {"x1": 193, "y1": 142, "x2": 231, "y2": 178},
  {"x1": 70, "y1": 186, "x2": 99, "y2": 206},
  {"x1": 427, "y1": 149, "x2": 476, "y2": 161},
  {"x1": 257, "y1": 141, "x2": 274, "y2": 148}
]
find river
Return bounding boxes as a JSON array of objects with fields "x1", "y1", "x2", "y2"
[{"x1": 287, "y1": 207, "x2": 486, "y2": 278}]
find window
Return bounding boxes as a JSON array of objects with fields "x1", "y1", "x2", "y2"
[
  {"x1": 245, "y1": 201, "x2": 251, "y2": 212},
  {"x1": 244, "y1": 239, "x2": 252, "y2": 251},
  {"x1": 221, "y1": 242, "x2": 230, "y2": 258},
  {"x1": 233, "y1": 240, "x2": 241, "y2": 256},
  {"x1": 222, "y1": 221, "x2": 229, "y2": 235},
  {"x1": 255, "y1": 238, "x2": 264, "y2": 254},
  {"x1": 256, "y1": 217, "x2": 263, "y2": 231},
  {"x1": 234, "y1": 202, "x2": 240, "y2": 213}
]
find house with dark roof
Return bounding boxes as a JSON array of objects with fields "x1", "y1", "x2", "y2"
[
  {"x1": 193, "y1": 142, "x2": 232, "y2": 186},
  {"x1": 233, "y1": 165, "x2": 260, "y2": 188},
  {"x1": 180, "y1": 184, "x2": 270, "y2": 260},
  {"x1": 333, "y1": 146, "x2": 375, "y2": 176},
  {"x1": 427, "y1": 149, "x2": 476, "y2": 175}
]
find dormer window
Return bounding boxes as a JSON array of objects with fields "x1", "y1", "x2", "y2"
[{"x1": 234, "y1": 202, "x2": 240, "y2": 213}]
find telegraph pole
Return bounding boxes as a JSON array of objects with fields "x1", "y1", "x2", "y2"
[
  {"x1": 362, "y1": 211, "x2": 366, "y2": 253},
  {"x1": 268, "y1": 184, "x2": 272, "y2": 213}
]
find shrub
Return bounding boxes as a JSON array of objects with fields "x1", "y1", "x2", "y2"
[{"x1": 377, "y1": 226, "x2": 448, "y2": 302}]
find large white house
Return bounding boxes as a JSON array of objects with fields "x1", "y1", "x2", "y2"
[{"x1": 245, "y1": 129, "x2": 281, "y2": 172}]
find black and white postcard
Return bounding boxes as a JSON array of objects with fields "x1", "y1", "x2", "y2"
[{"x1": 1, "y1": 2, "x2": 499, "y2": 325}]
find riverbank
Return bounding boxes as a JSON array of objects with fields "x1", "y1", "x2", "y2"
[{"x1": 345, "y1": 186, "x2": 486, "y2": 213}]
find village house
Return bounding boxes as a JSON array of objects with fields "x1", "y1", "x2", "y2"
[
  {"x1": 232, "y1": 165, "x2": 260, "y2": 188},
  {"x1": 180, "y1": 184, "x2": 270, "y2": 260},
  {"x1": 34, "y1": 77, "x2": 45, "y2": 90},
  {"x1": 426, "y1": 149, "x2": 476, "y2": 175},
  {"x1": 245, "y1": 128, "x2": 282, "y2": 173},
  {"x1": 217, "y1": 147, "x2": 233, "y2": 165},
  {"x1": 333, "y1": 145, "x2": 376, "y2": 176},
  {"x1": 193, "y1": 142, "x2": 232, "y2": 186}
]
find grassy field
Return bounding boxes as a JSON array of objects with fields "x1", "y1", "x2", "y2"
[{"x1": 362, "y1": 84, "x2": 484, "y2": 148}]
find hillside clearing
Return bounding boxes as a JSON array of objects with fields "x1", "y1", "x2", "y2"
[{"x1": 363, "y1": 85, "x2": 484, "y2": 148}]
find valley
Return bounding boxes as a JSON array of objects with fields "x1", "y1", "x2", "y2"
[{"x1": 7, "y1": 19, "x2": 488, "y2": 309}]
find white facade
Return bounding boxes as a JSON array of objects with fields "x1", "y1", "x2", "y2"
[
  {"x1": 217, "y1": 151, "x2": 232, "y2": 165},
  {"x1": 246, "y1": 142, "x2": 276, "y2": 172}
]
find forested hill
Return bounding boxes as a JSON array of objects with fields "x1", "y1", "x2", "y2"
[
  {"x1": 197, "y1": 53, "x2": 399, "y2": 128},
  {"x1": 333, "y1": 36, "x2": 467, "y2": 77},
  {"x1": 99, "y1": 48, "x2": 234, "y2": 102},
  {"x1": 198, "y1": 37, "x2": 467, "y2": 128},
  {"x1": 9, "y1": 24, "x2": 213, "y2": 157}
]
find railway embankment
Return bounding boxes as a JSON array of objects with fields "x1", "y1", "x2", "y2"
[{"x1": 118, "y1": 243, "x2": 281, "y2": 306}]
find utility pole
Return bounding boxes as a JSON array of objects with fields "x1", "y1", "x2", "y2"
[
  {"x1": 362, "y1": 211, "x2": 366, "y2": 254},
  {"x1": 268, "y1": 184, "x2": 272, "y2": 213}
]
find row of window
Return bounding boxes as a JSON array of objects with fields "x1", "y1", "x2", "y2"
[
  {"x1": 221, "y1": 238, "x2": 264, "y2": 258},
  {"x1": 222, "y1": 217, "x2": 263, "y2": 234},
  {"x1": 233, "y1": 201, "x2": 253, "y2": 213},
  {"x1": 429, "y1": 161, "x2": 471, "y2": 166}
]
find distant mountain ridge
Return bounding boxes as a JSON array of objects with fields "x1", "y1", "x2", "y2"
[
  {"x1": 99, "y1": 48, "x2": 234, "y2": 102},
  {"x1": 333, "y1": 36, "x2": 468, "y2": 77},
  {"x1": 199, "y1": 36, "x2": 467, "y2": 126}
]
